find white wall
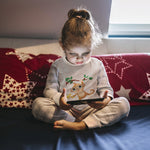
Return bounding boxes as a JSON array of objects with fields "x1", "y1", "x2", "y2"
[
  {"x1": 0, "y1": 38, "x2": 149, "y2": 56},
  {"x1": 0, "y1": 0, "x2": 149, "y2": 55},
  {"x1": 93, "y1": 38, "x2": 150, "y2": 55},
  {"x1": 0, "y1": 0, "x2": 111, "y2": 39}
]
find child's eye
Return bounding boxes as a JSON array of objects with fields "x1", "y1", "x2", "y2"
[
  {"x1": 69, "y1": 53, "x2": 77, "y2": 56},
  {"x1": 82, "y1": 52, "x2": 90, "y2": 56}
]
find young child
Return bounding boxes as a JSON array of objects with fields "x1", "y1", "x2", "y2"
[{"x1": 32, "y1": 8, "x2": 130, "y2": 130}]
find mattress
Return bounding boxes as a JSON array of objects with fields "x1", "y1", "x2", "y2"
[{"x1": 0, "y1": 105, "x2": 150, "y2": 150}]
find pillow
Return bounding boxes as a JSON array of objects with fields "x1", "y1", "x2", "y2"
[
  {"x1": 0, "y1": 48, "x2": 60, "y2": 109},
  {"x1": 94, "y1": 53, "x2": 150, "y2": 105},
  {"x1": 27, "y1": 53, "x2": 149, "y2": 106},
  {"x1": 1, "y1": 49, "x2": 149, "y2": 108},
  {"x1": 23, "y1": 53, "x2": 60, "y2": 99}
]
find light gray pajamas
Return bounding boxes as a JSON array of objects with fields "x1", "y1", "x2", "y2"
[
  {"x1": 32, "y1": 57, "x2": 130, "y2": 128},
  {"x1": 32, "y1": 96, "x2": 130, "y2": 128}
]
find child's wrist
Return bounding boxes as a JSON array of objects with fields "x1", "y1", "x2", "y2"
[
  {"x1": 106, "y1": 96, "x2": 111, "y2": 103},
  {"x1": 107, "y1": 96, "x2": 112, "y2": 100}
]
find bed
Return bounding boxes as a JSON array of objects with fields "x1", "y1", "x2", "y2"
[
  {"x1": 0, "y1": 45, "x2": 150, "y2": 150},
  {"x1": 0, "y1": 0, "x2": 150, "y2": 149},
  {"x1": 0, "y1": 105, "x2": 150, "y2": 150}
]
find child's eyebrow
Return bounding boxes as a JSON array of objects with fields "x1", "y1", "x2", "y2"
[
  {"x1": 69, "y1": 52, "x2": 76, "y2": 54},
  {"x1": 82, "y1": 51, "x2": 91, "y2": 54},
  {"x1": 69, "y1": 52, "x2": 77, "y2": 54}
]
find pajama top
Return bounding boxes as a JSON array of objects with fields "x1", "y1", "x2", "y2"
[{"x1": 43, "y1": 57, "x2": 114, "y2": 110}]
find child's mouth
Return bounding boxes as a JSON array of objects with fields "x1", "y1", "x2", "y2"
[{"x1": 76, "y1": 61, "x2": 83, "y2": 64}]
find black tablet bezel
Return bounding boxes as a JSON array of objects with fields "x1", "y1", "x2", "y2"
[{"x1": 67, "y1": 98, "x2": 104, "y2": 105}]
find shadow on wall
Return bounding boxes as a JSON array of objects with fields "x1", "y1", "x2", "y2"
[
  {"x1": 0, "y1": 38, "x2": 64, "y2": 56},
  {"x1": 0, "y1": 37, "x2": 150, "y2": 56}
]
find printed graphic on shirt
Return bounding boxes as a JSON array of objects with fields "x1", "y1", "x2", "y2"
[{"x1": 66, "y1": 74, "x2": 95, "y2": 100}]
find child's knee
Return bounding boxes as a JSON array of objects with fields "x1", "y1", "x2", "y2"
[
  {"x1": 32, "y1": 97, "x2": 44, "y2": 117},
  {"x1": 117, "y1": 97, "x2": 130, "y2": 117},
  {"x1": 32, "y1": 97, "x2": 54, "y2": 120},
  {"x1": 32, "y1": 97, "x2": 43, "y2": 111}
]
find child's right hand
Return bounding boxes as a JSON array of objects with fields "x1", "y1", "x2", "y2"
[{"x1": 59, "y1": 88, "x2": 73, "y2": 110}]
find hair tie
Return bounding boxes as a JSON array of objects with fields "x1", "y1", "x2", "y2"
[
  {"x1": 76, "y1": 15, "x2": 82, "y2": 19},
  {"x1": 68, "y1": 9, "x2": 90, "y2": 20}
]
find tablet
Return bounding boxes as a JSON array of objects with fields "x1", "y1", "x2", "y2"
[{"x1": 67, "y1": 98, "x2": 104, "y2": 105}]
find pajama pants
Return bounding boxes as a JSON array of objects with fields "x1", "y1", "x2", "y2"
[{"x1": 32, "y1": 97, "x2": 130, "y2": 128}]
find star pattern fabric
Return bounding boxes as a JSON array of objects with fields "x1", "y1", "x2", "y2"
[
  {"x1": 0, "y1": 97, "x2": 33, "y2": 109},
  {"x1": 47, "y1": 58, "x2": 54, "y2": 64},
  {"x1": 0, "y1": 74, "x2": 36, "y2": 100},
  {"x1": 100, "y1": 55, "x2": 133, "y2": 79},
  {"x1": 139, "y1": 73, "x2": 150, "y2": 100},
  {"x1": 6, "y1": 50, "x2": 34, "y2": 62},
  {"x1": 94, "y1": 54, "x2": 150, "y2": 105},
  {"x1": 115, "y1": 85, "x2": 131, "y2": 100},
  {"x1": 0, "y1": 48, "x2": 150, "y2": 108},
  {"x1": 0, "y1": 48, "x2": 60, "y2": 108}
]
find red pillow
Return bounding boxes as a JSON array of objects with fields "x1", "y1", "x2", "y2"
[
  {"x1": 0, "y1": 48, "x2": 60, "y2": 108},
  {"x1": 94, "y1": 53, "x2": 150, "y2": 105},
  {"x1": 23, "y1": 53, "x2": 60, "y2": 99},
  {"x1": 1, "y1": 48, "x2": 149, "y2": 108}
]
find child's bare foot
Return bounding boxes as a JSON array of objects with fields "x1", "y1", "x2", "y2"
[{"x1": 54, "y1": 120, "x2": 87, "y2": 130}]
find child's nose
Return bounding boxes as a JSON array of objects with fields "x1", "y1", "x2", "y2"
[{"x1": 77, "y1": 55, "x2": 83, "y2": 59}]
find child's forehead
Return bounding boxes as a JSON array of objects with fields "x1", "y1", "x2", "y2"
[{"x1": 68, "y1": 46, "x2": 91, "y2": 53}]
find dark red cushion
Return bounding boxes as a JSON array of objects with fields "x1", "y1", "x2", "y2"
[
  {"x1": 0, "y1": 48, "x2": 149, "y2": 108},
  {"x1": 0, "y1": 48, "x2": 60, "y2": 108},
  {"x1": 93, "y1": 53, "x2": 150, "y2": 105}
]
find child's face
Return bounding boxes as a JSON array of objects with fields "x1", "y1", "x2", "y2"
[{"x1": 65, "y1": 46, "x2": 91, "y2": 65}]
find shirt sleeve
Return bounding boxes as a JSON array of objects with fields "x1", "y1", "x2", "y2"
[
  {"x1": 97, "y1": 61, "x2": 114, "y2": 99},
  {"x1": 43, "y1": 63, "x2": 62, "y2": 106}
]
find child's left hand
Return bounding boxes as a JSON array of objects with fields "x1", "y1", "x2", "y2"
[
  {"x1": 59, "y1": 88, "x2": 73, "y2": 110},
  {"x1": 88, "y1": 91, "x2": 111, "y2": 109}
]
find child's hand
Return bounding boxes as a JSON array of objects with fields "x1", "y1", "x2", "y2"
[
  {"x1": 88, "y1": 91, "x2": 111, "y2": 109},
  {"x1": 59, "y1": 88, "x2": 73, "y2": 110}
]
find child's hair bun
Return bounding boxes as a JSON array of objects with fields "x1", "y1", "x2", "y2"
[{"x1": 68, "y1": 9, "x2": 90, "y2": 20}]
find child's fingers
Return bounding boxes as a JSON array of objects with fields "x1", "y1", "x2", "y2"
[
  {"x1": 60, "y1": 88, "x2": 73, "y2": 110},
  {"x1": 103, "y1": 90, "x2": 108, "y2": 98},
  {"x1": 61, "y1": 88, "x2": 66, "y2": 97},
  {"x1": 54, "y1": 126, "x2": 63, "y2": 129},
  {"x1": 53, "y1": 120, "x2": 64, "y2": 129}
]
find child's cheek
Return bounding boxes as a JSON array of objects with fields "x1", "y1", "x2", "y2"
[
  {"x1": 68, "y1": 57, "x2": 76, "y2": 64},
  {"x1": 83, "y1": 55, "x2": 90, "y2": 62}
]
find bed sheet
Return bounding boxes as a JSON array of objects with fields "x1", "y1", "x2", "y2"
[{"x1": 0, "y1": 105, "x2": 150, "y2": 150}]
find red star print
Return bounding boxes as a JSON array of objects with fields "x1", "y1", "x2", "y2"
[
  {"x1": 101, "y1": 56, "x2": 132, "y2": 80},
  {"x1": 4, "y1": 88, "x2": 9, "y2": 93},
  {"x1": 10, "y1": 94, "x2": 17, "y2": 100},
  {"x1": 20, "y1": 83, "x2": 26, "y2": 88}
]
